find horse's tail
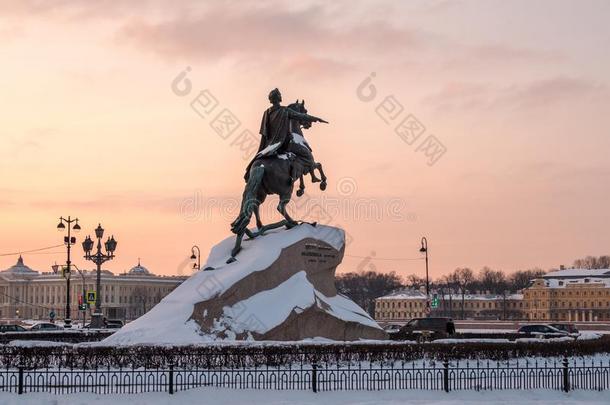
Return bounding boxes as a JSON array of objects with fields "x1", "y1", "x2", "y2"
[{"x1": 231, "y1": 165, "x2": 265, "y2": 235}]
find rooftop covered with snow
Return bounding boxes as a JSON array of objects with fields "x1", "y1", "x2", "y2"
[
  {"x1": 377, "y1": 290, "x2": 523, "y2": 301},
  {"x1": 543, "y1": 268, "x2": 610, "y2": 279}
]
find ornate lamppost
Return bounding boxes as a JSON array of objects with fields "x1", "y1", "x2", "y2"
[
  {"x1": 57, "y1": 216, "x2": 81, "y2": 328},
  {"x1": 190, "y1": 245, "x2": 201, "y2": 271},
  {"x1": 419, "y1": 237, "x2": 430, "y2": 312},
  {"x1": 82, "y1": 223, "x2": 117, "y2": 328}
]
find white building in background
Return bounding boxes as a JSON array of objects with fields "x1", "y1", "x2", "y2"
[
  {"x1": 374, "y1": 289, "x2": 429, "y2": 321},
  {"x1": 0, "y1": 256, "x2": 188, "y2": 322},
  {"x1": 374, "y1": 288, "x2": 525, "y2": 322}
]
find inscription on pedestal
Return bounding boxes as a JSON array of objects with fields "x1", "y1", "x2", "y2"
[{"x1": 302, "y1": 243, "x2": 336, "y2": 264}]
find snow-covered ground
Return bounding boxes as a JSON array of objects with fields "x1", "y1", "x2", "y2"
[{"x1": 0, "y1": 388, "x2": 608, "y2": 405}]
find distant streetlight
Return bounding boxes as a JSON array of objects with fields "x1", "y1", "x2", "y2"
[
  {"x1": 190, "y1": 245, "x2": 201, "y2": 271},
  {"x1": 503, "y1": 290, "x2": 509, "y2": 321},
  {"x1": 419, "y1": 237, "x2": 430, "y2": 312},
  {"x1": 57, "y1": 216, "x2": 80, "y2": 328},
  {"x1": 82, "y1": 223, "x2": 117, "y2": 328}
]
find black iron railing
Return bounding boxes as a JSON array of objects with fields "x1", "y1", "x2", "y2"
[
  {"x1": 3, "y1": 336, "x2": 610, "y2": 370},
  {"x1": 1, "y1": 357, "x2": 609, "y2": 394}
]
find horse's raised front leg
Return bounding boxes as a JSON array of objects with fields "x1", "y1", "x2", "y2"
[
  {"x1": 309, "y1": 170, "x2": 321, "y2": 183},
  {"x1": 315, "y1": 162, "x2": 327, "y2": 191},
  {"x1": 296, "y1": 175, "x2": 305, "y2": 197}
]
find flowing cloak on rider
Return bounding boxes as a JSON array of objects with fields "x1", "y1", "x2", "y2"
[{"x1": 243, "y1": 105, "x2": 293, "y2": 181}]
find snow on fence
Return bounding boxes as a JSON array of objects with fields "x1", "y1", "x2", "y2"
[{"x1": 1, "y1": 357, "x2": 609, "y2": 394}]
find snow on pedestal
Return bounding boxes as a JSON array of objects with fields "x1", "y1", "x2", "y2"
[{"x1": 104, "y1": 224, "x2": 386, "y2": 345}]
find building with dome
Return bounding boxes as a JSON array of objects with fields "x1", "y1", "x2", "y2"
[
  {"x1": 126, "y1": 260, "x2": 152, "y2": 276},
  {"x1": 0, "y1": 257, "x2": 188, "y2": 322}
]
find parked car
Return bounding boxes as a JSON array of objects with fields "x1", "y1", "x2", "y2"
[
  {"x1": 105, "y1": 319, "x2": 124, "y2": 329},
  {"x1": 392, "y1": 317, "x2": 456, "y2": 341},
  {"x1": 29, "y1": 322, "x2": 64, "y2": 331},
  {"x1": 383, "y1": 323, "x2": 403, "y2": 336},
  {"x1": 549, "y1": 323, "x2": 579, "y2": 335},
  {"x1": 517, "y1": 324, "x2": 568, "y2": 338},
  {"x1": 83, "y1": 319, "x2": 123, "y2": 329},
  {"x1": 0, "y1": 324, "x2": 27, "y2": 333}
]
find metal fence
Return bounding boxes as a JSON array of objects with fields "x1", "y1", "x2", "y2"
[{"x1": 1, "y1": 357, "x2": 609, "y2": 395}]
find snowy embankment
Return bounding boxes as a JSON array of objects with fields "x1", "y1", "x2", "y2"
[
  {"x1": 0, "y1": 388, "x2": 608, "y2": 405},
  {"x1": 2, "y1": 330, "x2": 603, "y2": 348}
]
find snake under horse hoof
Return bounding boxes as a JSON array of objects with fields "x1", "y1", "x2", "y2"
[{"x1": 226, "y1": 220, "x2": 317, "y2": 264}]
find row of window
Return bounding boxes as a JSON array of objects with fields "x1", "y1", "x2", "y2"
[
  {"x1": 376, "y1": 301, "x2": 425, "y2": 309},
  {"x1": 531, "y1": 300, "x2": 610, "y2": 309},
  {"x1": 528, "y1": 289, "x2": 610, "y2": 298},
  {"x1": 376, "y1": 312, "x2": 425, "y2": 319},
  {"x1": 377, "y1": 300, "x2": 523, "y2": 310},
  {"x1": 0, "y1": 285, "x2": 176, "y2": 309}
]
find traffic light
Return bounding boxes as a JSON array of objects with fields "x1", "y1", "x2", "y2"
[{"x1": 78, "y1": 295, "x2": 87, "y2": 311}]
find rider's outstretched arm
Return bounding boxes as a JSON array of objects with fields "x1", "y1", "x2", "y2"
[{"x1": 287, "y1": 108, "x2": 328, "y2": 124}]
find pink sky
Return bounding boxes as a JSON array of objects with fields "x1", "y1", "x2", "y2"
[{"x1": 1, "y1": 0, "x2": 609, "y2": 279}]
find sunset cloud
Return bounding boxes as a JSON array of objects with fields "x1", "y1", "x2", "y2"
[
  {"x1": 423, "y1": 77, "x2": 606, "y2": 112},
  {"x1": 500, "y1": 77, "x2": 607, "y2": 108},
  {"x1": 115, "y1": 4, "x2": 426, "y2": 64}
]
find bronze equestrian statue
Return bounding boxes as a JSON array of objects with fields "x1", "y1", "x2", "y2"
[{"x1": 229, "y1": 88, "x2": 328, "y2": 262}]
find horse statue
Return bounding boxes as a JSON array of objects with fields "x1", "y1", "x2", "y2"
[{"x1": 228, "y1": 91, "x2": 328, "y2": 263}]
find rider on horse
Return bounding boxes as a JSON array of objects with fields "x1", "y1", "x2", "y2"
[
  {"x1": 228, "y1": 88, "x2": 328, "y2": 262},
  {"x1": 244, "y1": 88, "x2": 327, "y2": 182}
]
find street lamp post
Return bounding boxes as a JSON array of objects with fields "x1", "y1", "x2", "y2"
[
  {"x1": 449, "y1": 288, "x2": 453, "y2": 318},
  {"x1": 419, "y1": 237, "x2": 430, "y2": 306},
  {"x1": 82, "y1": 223, "x2": 117, "y2": 328},
  {"x1": 503, "y1": 290, "x2": 509, "y2": 321},
  {"x1": 57, "y1": 216, "x2": 81, "y2": 328},
  {"x1": 74, "y1": 267, "x2": 87, "y2": 328},
  {"x1": 190, "y1": 245, "x2": 201, "y2": 271},
  {"x1": 53, "y1": 263, "x2": 87, "y2": 328}
]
